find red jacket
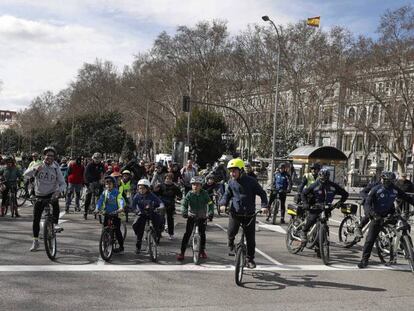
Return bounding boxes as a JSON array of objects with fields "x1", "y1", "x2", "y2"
[{"x1": 68, "y1": 162, "x2": 84, "y2": 184}]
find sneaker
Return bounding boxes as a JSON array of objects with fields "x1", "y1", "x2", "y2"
[
  {"x1": 113, "y1": 246, "x2": 124, "y2": 254},
  {"x1": 65, "y1": 208, "x2": 69, "y2": 213},
  {"x1": 357, "y1": 260, "x2": 368, "y2": 269},
  {"x1": 15, "y1": 212, "x2": 21, "y2": 218},
  {"x1": 176, "y1": 253, "x2": 185, "y2": 261},
  {"x1": 200, "y1": 251, "x2": 208, "y2": 259},
  {"x1": 168, "y1": 234, "x2": 174, "y2": 240},
  {"x1": 246, "y1": 259, "x2": 256, "y2": 269},
  {"x1": 30, "y1": 240, "x2": 40, "y2": 252}
]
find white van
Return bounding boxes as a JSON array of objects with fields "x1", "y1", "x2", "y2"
[{"x1": 155, "y1": 153, "x2": 173, "y2": 166}]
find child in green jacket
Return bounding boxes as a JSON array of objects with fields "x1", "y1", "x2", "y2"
[{"x1": 177, "y1": 176, "x2": 214, "y2": 261}]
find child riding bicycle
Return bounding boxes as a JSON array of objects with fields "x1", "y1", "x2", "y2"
[
  {"x1": 177, "y1": 176, "x2": 214, "y2": 261},
  {"x1": 95, "y1": 175, "x2": 125, "y2": 253}
]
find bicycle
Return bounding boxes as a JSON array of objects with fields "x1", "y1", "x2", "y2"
[
  {"x1": 189, "y1": 215, "x2": 207, "y2": 265},
  {"x1": 285, "y1": 203, "x2": 318, "y2": 254},
  {"x1": 338, "y1": 202, "x2": 366, "y2": 248},
  {"x1": 1, "y1": 183, "x2": 19, "y2": 217},
  {"x1": 98, "y1": 211, "x2": 125, "y2": 262},
  {"x1": 375, "y1": 211, "x2": 414, "y2": 272},
  {"x1": 41, "y1": 198, "x2": 63, "y2": 261},
  {"x1": 286, "y1": 202, "x2": 341, "y2": 265},
  {"x1": 235, "y1": 210, "x2": 262, "y2": 286},
  {"x1": 140, "y1": 205, "x2": 162, "y2": 262},
  {"x1": 266, "y1": 189, "x2": 282, "y2": 225}
]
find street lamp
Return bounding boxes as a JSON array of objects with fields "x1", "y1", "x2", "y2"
[
  {"x1": 262, "y1": 15, "x2": 281, "y2": 185},
  {"x1": 129, "y1": 86, "x2": 149, "y2": 160}
]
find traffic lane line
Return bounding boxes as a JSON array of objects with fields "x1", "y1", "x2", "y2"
[
  {"x1": 0, "y1": 263, "x2": 411, "y2": 272},
  {"x1": 215, "y1": 223, "x2": 283, "y2": 265}
]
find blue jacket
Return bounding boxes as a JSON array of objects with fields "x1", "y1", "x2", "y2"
[
  {"x1": 302, "y1": 179, "x2": 348, "y2": 208},
  {"x1": 366, "y1": 184, "x2": 414, "y2": 216},
  {"x1": 274, "y1": 171, "x2": 291, "y2": 192},
  {"x1": 219, "y1": 174, "x2": 268, "y2": 215},
  {"x1": 96, "y1": 189, "x2": 125, "y2": 214},
  {"x1": 130, "y1": 192, "x2": 163, "y2": 214}
]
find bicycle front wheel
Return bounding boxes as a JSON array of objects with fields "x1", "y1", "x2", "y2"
[
  {"x1": 319, "y1": 224, "x2": 330, "y2": 265},
  {"x1": 16, "y1": 188, "x2": 27, "y2": 207},
  {"x1": 44, "y1": 218, "x2": 57, "y2": 260},
  {"x1": 338, "y1": 215, "x2": 358, "y2": 248},
  {"x1": 120, "y1": 222, "x2": 127, "y2": 242},
  {"x1": 235, "y1": 246, "x2": 245, "y2": 286},
  {"x1": 192, "y1": 234, "x2": 201, "y2": 265},
  {"x1": 99, "y1": 228, "x2": 113, "y2": 262},
  {"x1": 271, "y1": 200, "x2": 279, "y2": 225},
  {"x1": 148, "y1": 230, "x2": 158, "y2": 262},
  {"x1": 401, "y1": 235, "x2": 414, "y2": 273}
]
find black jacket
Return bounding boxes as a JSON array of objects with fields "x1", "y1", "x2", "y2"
[{"x1": 302, "y1": 179, "x2": 348, "y2": 209}]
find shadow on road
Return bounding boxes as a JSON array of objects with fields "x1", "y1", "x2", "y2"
[{"x1": 240, "y1": 271, "x2": 387, "y2": 292}]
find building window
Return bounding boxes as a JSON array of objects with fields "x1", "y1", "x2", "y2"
[
  {"x1": 343, "y1": 135, "x2": 352, "y2": 151},
  {"x1": 323, "y1": 107, "x2": 333, "y2": 125},
  {"x1": 359, "y1": 107, "x2": 367, "y2": 124},
  {"x1": 348, "y1": 107, "x2": 356, "y2": 124},
  {"x1": 322, "y1": 137, "x2": 331, "y2": 146},
  {"x1": 356, "y1": 135, "x2": 364, "y2": 151},
  {"x1": 372, "y1": 105, "x2": 379, "y2": 124},
  {"x1": 354, "y1": 158, "x2": 360, "y2": 170}
]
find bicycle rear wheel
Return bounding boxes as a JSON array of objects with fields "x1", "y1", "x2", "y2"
[
  {"x1": 192, "y1": 234, "x2": 201, "y2": 265},
  {"x1": 44, "y1": 218, "x2": 57, "y2": 260},
  {"x1": 272, "y1": 200, "x2": 279, "y2": 225},
  {"x1": 285, "y1": 219, "x2": 303, "y2": 254},
  {"x1": 16, "y1": 188, "x2": 27, "y2": 207},
  {"x1": 148, "y1": 230, "x2": 158, "y2": 262},
  {"x1": 99, "y1": 228, "x2": 113, "y2": 262},
  {"x1": 401, "y1": 235, "x2": 414, "y2": 273},
  {"x1": 235, "y1": 246, "x2": 245, "y2": 286},
  {"x1": 319, "y1": 224, "x2": 330, "y2": 265},
  {"x1": 338, "y1": 215, "x2": 359, "y2": 248},
  {"x1": 375, "y1": 227, "x2": 392, "y2": 263}
]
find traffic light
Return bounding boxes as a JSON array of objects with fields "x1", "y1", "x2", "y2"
[{"x1": 182, "y1": 95, "x2": 191, "y2": 112}]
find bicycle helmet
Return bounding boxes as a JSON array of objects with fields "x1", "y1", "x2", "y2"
[
  {"x1": 43, "y1": 146, "x2": 56, "y2": 155},
  {"x1": 318, "y1": 169, "x2": 330, "y2": 183},
  {"x1": 227, "y1": 158, "x2": 245, "y2": 170},
  {"x1": 278, "y1": 163, "x2": 286, "y2": 169},
  {"x1": 190, "y1": 176, "x2": 204, "y2": 184},
  {"x1": 381, "y1": 171, "x2": 396, "y2": 188},
  {"x1": 137, "y1": 179, "x2": 151, "y2": 188},
  {"x1": 104, "y1": 175, "x2": 117, "y2": 185},
  {"x1": 122, "y1": 170, "x2": 131, "y2": 175}
]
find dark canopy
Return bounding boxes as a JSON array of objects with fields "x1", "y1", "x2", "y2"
[{"x1": 289, "y1": 145, "x2": 347, "y2": 164}]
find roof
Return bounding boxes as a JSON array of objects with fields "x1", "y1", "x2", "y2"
[{"x1": 288, "y1": 145, "x2": 348, "y2": 164}]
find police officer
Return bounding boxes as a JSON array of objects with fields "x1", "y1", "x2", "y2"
[
  {"x1": 358, "y1": 171, "x2": 414, "y2": 268},
  {"x1": 268, "y1": 163, "x2": 292, "y2": 224},
  {"x1": 301, "y1": 169, "x2": 348, "y2": 246},
  {"x1": 296, "y1": 163, "x2": 321, "y2": 203}
]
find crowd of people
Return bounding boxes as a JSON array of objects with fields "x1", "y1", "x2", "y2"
[{"x1": 1, "y1": 147, "x2": 414, "y2": 270}]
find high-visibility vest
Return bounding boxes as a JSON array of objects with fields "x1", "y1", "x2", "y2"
[{"x1": 304, "y1": 173, "x2": 316, "y2": 189}]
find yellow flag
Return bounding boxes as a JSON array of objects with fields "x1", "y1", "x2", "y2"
[{"x1": 307, "y1": 16, "x2": 320, "y2": 27}]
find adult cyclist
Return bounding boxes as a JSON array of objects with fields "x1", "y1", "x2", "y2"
[
  {"x1": 24, "y1": 146, "x2": 66, "y2": 251},
  {"x1": 219, "y1": 158, "x2": 268, "y2": 269}
]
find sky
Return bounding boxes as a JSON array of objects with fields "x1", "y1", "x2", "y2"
[{"x1": 0, "y1": 0, "x2": 412, "y2": 112}]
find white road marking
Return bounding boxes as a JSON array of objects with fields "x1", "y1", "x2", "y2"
[
  {"x1": 0, "y1": 263, "x2": 411, "y2": 272},
  {"x1": 214, "y1": 223, "x2": 283, "y2": 265},
  {"x1": 330, "y1": 219, "x2": 342, "y2": 224},
  {"x1": 257, "y1": 221, "x2": 287, "y2": 234}
]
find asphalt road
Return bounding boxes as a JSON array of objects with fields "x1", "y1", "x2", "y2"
[{"x1": 1, "y1": 197, "x2": 414, "y2": 311}]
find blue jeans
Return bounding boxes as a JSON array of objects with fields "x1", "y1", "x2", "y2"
[{"x1": 66, "y1": 183, "x2": 82, "y2": 209}]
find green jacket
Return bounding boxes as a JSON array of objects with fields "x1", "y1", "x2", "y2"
[
  {"x1": 0, "y1": 166, "x2": 22, "y2": 186},
  {"x1": 182, "y1": 189, "x2": 214, "y2": 218}
]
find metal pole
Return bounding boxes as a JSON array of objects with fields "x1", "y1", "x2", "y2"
[
  {"x1": 184, "y1": 72, "x2": 192, "y2": 166},
  {"x1": 263, "y1": 16, "x2": 281, "y2": 185},
  {"x1": 145, "y1": 100, "x2": 149, "y2": 161}
]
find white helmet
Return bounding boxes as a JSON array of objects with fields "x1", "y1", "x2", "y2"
[{"x1": 137, "y1": 179, "x2": 151, "y2": 188}]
